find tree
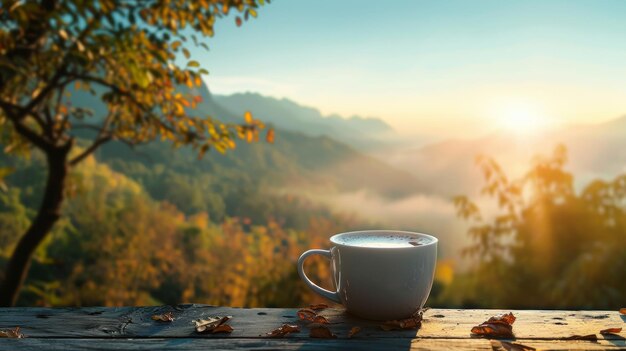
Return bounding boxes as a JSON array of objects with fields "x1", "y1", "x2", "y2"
[
  {"x1": 452, "y1": 145, "x2": 626, "y2": 309},
  {"x1": 0, "y1": 0, "x2": 272, "y2": 306}
]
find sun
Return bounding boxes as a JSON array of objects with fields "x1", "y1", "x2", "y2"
[{"x1": 493, "y1": 101, "x2": 547, "y2": 135}]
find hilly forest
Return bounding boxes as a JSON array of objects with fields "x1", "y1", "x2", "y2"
[
  {"x1": 0, "y1": 0, "x2": 624, "y2": 310},
  {"x1": 2, "y1": 82, "x2": 625, "y2": 309}
]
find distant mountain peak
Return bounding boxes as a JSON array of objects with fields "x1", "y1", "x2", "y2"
[{"x1": 212, "y1": 90, "x2": 395, "y2": 151}]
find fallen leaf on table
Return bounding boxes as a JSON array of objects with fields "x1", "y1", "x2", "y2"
[
  {"x1": 487, "y1": 312, "x2": 516, "y2": 325},
  {"x1": 194, "y1": 316, "x2": 232, "y2": 333},
  {"x1": 0, "y1": 327, "x2": 23, "y2": 338},
  {"x1": 380, "y1": 309, "x2": 425, "y2": 331},
  {"x1": 309, "y1": 303, "x2": 329, "y2": 311},
  {"x1": 297, "y1": 308, "x2": 317, "y2": 321},
  {"x1": 380, "y1": 308, "x2": 427, "y2": 331},
  {"x1": 380, "y1": 317, "x2": 421, "y2": 331},
  {"x1": 491, "y1": 340, "x2": 536, "y2": 351},
  {"x1": 297, "y1": 308, "x2": 329, "y2": 323},
  {"x1": 151, "y1": 312, "x2": 174, "y2": 322},
  {"x1": 348, "y1": 326, "x2": 361, "y2": 338},
  {"x1": 564, "y1": 334, "x2": 598, "y2": 341},
  {"x1": 471, "y1": 323, "x2": 513, "y2": 338},
  {"x1": 211, "y1": 324, "x2": 234, "y2": 334},
  {"x1": 471, "y1": 312, "x2": 516, "y2": 338},
  {"x1": 310, "y1": 325, "x2": 336, "y2": 339},
  {"x1": 620, "y1": 308, "x2": 626, "y2": 315},
  {"x1": 313, "y1": 315, "x2": 330, "y2": 324},
  {"x1": 265, "y1": 324, "x2": 301, "y2": 338},
  {"x1": 600, "y1": 327, "x2": 622, "y2": 335}
]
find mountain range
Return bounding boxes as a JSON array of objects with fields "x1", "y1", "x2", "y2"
[
  {"x1": 386, "y1": 116, "x2": 626, "y2": 197},
  {"x1": 70, "y1": 82, "x2": 423, "y2": 200},
  {"x1": 213, "y1": 92, "x2": 396, "y2": 151},
  {"x1": 67, "y1": 83, "x2": 626, "y2": 259}
]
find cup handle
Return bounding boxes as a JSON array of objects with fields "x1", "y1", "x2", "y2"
[{"x1": 297, "y1": 249, "x2": 341, "y2": 303}]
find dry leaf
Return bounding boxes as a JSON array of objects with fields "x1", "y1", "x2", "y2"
[
  {"x1": 297, "y1": 308, "x2": 318, "y2": 322},
  {"x1": 265, "y1": 324, "x2": 301, "y2": 338},
  {"x1": 194, "y1": 316, "x2": 231, "y2": 333},
  {"x1": 309, "y1": 303, "x2": 329, "y2": 311},
  {"x1": 620, "y1": 308, "x2": 626, "y2": 315},
  {"x1": 380, "y1": 317, "x2": 421, "y2": 331},
  {"x1": 564, "y1": 334, "x2": 598, "y2": 341},
  {"x1": 471, "y1": 323, "x2": 513, "y2": 338},
  {"x1": 310, "y1": 325, "x2": 336, "y2": 339},
  {"x1": 297, "y1": 307, "x2": 330, "y2": 324},
  {"x1": 211, "y1": 324, "x2": 234, "y2": 334},
  {"x1": 348, "y1": 326, "x2": 361, "y2": 338},
  {"x1": 600, "y1": 327, "x2": 622, "y2": 335},
  {"x1": 380, "y1": 310, "x2": 424, "y2": 331},
  {"x1": 313, "y1": 315, "x2": 330, "y2": 324},
  {"x1": 471, "y1": 312, "x2": 516, "y2": 338},
  {"x1": 151, "y1": 312, "x2": 174, "y2": 322},
  {"x1": 491, "y1": 340, "x2": 536, "y2": 351},
  {"x1": 487, "y1": 312, "x2": 516, "y2": 325},
  {"x1": 0, "y1": 327, "x2": 23, "y2": 338}
]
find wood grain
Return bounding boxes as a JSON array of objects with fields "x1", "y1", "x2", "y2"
[
  {"x1": 0, "y1": 338, "x2": 624, "y2": 351},
  {"x1": 0, "y1": 306, "x2": 624, "y2": 350}
]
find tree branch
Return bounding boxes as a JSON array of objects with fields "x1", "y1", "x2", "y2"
[
  {"x1": 51, "y1": 84, "x2": 66, "y2": 139},
  {"x1": 68, "y1": 110, "x2": 116, "y2": 166},
  {"x1": 71, "y1": 123, "x2": 105, "y2": 132},
  {"x1": 68, "y1": 135, "x2": 111, "y2": 166},
  {"x1": 0, "y1": 101, "x2": 51, "y2": 151},
  {"x1": 0, "y1": 100, "x2": 23, "y2": 117},
  {"x1": 20, "y1": 9, "x2": 104, "y2": 120},
  {"x1": 26, "y1": 112, "x2": 47, "y2": 135},
  {"x1": 22, "y1": 67, "x2": 68, "y2": 117},
  {"x1": 11, "y1": 119, "x2": 52, "y2": 151},
  {"x1": 70, "y1": 73, "x2": 179, "y2": 135}
]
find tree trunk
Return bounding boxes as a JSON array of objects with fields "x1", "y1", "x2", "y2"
[{"x1": 0, "y1": 146, "x2": 70, "y2": 306}]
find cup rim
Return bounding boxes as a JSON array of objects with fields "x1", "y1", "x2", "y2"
[{"x1": 329, "y1": 229, "x2": 438, "y2": 249}]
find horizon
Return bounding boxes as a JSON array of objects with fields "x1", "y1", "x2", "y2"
[
  {"x1": 210, "y1": 89, "x2": 626, "y2": 141},
  {"x1": 199, "y1": 0, "x2": 626, "y2": 139}
]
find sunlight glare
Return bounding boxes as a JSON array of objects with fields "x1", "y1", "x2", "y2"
[{"x1": 493, "y1": 101, "x2": 548, "y2": 135}]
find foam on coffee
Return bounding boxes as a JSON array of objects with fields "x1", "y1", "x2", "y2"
[{"x1": 334, "y1": 232, "x2": 432, "y2": 248}]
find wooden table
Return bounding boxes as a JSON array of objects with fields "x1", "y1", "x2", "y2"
[{"x1": 0, "y1": 305, "x2": 624, "y2": 350}]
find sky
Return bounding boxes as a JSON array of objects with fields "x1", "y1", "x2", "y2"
[{"x1": 197, "y1": 0, "x2": 626, "y2": 138}]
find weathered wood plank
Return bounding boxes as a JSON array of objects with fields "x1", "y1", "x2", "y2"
[
  {"x1": 0, "y1": 338, "x2": 468, "y2": 351},
  {"x1": 0, "y1": 338, "x2": 623, "y2": 351},
  {"x1": 0, "y1": 306, "x2": 623, "y2": 341},
  {"x1": 420, "y1": 309, "x2": 626, "y2": 340},
  {"x1": 0, "y1": 338, "x2": 624, "y2": 351}
]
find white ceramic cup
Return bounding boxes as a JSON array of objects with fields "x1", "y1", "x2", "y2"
[{"x1": 297, "y1": 230, "x2": 437, "y2": 320}]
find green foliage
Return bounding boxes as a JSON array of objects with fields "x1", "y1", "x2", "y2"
[
  {"x1": 0, "y1": 188, "x2": 32, "y2": 256},
  {"x1": 0, "y1": 167, "x2": 13, "y2": 191},
  {"x1": 0, "y1": 0, "x2": 274, "y2": 305},
  {"x1": 445, "y1": 145, "x2": 626, "y2": 309},
  {"x1": 0, "y1": 150, "x2": 361, "y2": 307},
  {"x1": 0, "y1": 0, "x2": 271, "y2": 158}
]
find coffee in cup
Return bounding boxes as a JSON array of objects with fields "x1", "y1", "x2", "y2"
[{"x1": 297, "y1": 230, "x2": 437, "y2": 320}]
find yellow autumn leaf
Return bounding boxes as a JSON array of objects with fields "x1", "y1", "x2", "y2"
[{"x1": 175, "y1": 103, "x2": 184, "y2": 115}]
